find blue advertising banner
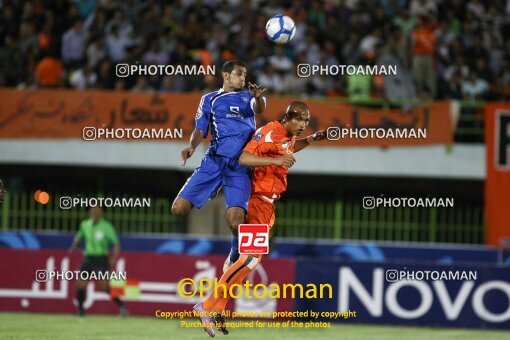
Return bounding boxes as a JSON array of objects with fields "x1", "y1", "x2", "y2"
[
  {"x1": 1, "y1": 231, "x2": 509, "y2": 265},
  {"x1": 295, "y1": 260, "x2": 510, "y2": 329}
]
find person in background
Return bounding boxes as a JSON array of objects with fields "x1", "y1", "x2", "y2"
[
  {"x1": 411, "y1": 15, "x2": 437, "y2": 98},
  {"x1": 34, "y1": 49, "x2": 64, "y2": 88},
  {"x1": 69, "y1": 206, "x2": 128, "y2": 317}
]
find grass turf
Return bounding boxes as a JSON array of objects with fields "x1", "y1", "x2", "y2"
[{"x1": 0, "y1": 312, "x2": 507, "y2": 340}]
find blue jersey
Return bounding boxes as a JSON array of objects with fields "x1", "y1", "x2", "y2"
[{"x1": 195, "y1": 89, "x2": 265, "y2": 159}]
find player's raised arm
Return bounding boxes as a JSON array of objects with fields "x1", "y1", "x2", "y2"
[
  {"x1": 248, "y1": 82, "x2": 267, "y2": 114},
  {"x1": 294, "y1": 129, "x2": 328, "y2": 153},
  {"x1": 239, "y1": 151, "x2": 295, "y2": 167}
]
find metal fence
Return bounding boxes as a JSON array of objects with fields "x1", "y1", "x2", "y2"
[
  {"x1": 1, "y1": 192, "x2": 484, "y2": 244},
  {"x1": 275, "y1": 199, "x2": 484, "y2": 244},
  {"x1": 1, "y1": 192, "x2": 186, "y2": 234}
]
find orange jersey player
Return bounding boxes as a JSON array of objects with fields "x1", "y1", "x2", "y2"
[
  {"x1": 239, "y1": 100, "x2": 327, "y2": 233},
  {"x1": 193, "y1": 101, "x2": 327, "y2": 338}
]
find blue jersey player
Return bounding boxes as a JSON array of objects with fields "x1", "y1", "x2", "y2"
[{"x1": 171, "y1": 60, "x2": 266, "y2": 268}]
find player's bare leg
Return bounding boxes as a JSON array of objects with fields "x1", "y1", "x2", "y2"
[
  {"x1": 224, "y1": 207, "x2": 245, "y2": 272},
  {"x1": 98, "y1": 279, "x2": 128, "y2": 317},
  {"x1": 76, "y1": 278, "x2": 87, "y2": 316},
  {"x1": 226, "y1": 206, "x2": 244, "y2": 234},
  {"x1": 171, "y1": 196, "x2": 193, "y2": 216}
]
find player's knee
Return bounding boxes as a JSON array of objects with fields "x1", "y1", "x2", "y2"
[
  {"x1": 226, "y1": 208, "x2": 244, "y2": 233},
  {"x1": 227, "y1": 221, "x2": 239, "y2": 233},
  {"x1": 171, "y1": 197, "x2": 191, "y2": 216},
  {"x1": 228, "y1": 218, "x2": 243, "y2": 234},
  {"x1": 170, "y1": 204, "x2": 186, "y2": 216}
]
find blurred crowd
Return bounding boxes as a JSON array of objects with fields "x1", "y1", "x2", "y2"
[{"x1": 1, "y1": 0, "x2": 510, "y2": 101}]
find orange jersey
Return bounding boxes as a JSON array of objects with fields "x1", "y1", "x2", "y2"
[
  {"x1": 412, "y1": 25, "x2": 436, "y2": 55},
  {"x1": 243, "y1": 121, "x2": 296, "y2": 200}
]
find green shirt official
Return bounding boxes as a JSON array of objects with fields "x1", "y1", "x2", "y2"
[{"x1": 76, "y1": 218, "x2": 119, "y2": 256}]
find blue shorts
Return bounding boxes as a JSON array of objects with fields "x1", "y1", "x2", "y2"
[{"x1": 178, "y1": 154, "x2": 251, "y2": 211}]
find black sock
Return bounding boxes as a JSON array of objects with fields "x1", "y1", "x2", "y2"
[
  {"x1": 113, "y1": 297, "x2": 125, "y2": 308},
  {"x1": 77, "y1": 288, "x2": 85, "y2": 310},
  {"x1": 105, "y1": 286, "x2": 125, "y2": 308}
]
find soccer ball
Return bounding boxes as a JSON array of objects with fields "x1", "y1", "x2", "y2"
[{"x1": 265, "y1": 15, "x2": 296, "y2": 44}]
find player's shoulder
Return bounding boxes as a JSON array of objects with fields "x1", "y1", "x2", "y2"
[
  {"x1": 252, "y1": 121, "x2": 285, "y2": 143},
  {"x1": 197, "y1": 90, "x2": 222, "y2": 115},
  {"x1": 81, "y1": 218, "x2": 92, "y2": 227},
  {"x1": 201, "y1": 89, "x2": 222, "y2": 101},
  {"x1": 102, "y1": 219, "x2": 114, "y2": 228}
]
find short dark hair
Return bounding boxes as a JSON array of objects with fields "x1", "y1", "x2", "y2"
[
  {"x1": 222, "y1": 60, "x2": 247, "y2": 74},
  {"x1": 285, "y1": 101, "x2": 310, "y2": 120}
]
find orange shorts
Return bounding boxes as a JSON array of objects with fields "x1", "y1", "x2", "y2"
[{"x1": 245, "y1": 194, "x2": 275, "y2": 229}]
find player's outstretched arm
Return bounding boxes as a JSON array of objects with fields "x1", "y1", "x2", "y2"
[
  {"x1": 294, "y1": 129, "x2": 328, "y2": 153},
  {"x1": 239, "y1": 151, "x2": 295, "y2": 167},
  {"x1": 181, "y1": 128, "x2": 205, "y2": 166}
]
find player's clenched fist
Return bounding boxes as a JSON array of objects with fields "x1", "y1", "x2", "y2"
[{"x1": 273, "y1": 154, "x2": 296, "y2": 167}]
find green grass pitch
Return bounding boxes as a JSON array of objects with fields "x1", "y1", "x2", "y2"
[{"x1": 0, "y1": 312, "x2": 507, "y2": 340}]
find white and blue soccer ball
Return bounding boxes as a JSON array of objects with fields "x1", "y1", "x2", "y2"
[{"x1": 265, "y1": 15, "x2": 296, "y2": 44}]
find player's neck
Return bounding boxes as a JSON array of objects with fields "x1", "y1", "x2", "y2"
[
  {"x1": 222, "y1": 85, "x2": 238, "y2": 93},
  {"x1": 282, "y1": 123, "x2": 294, "y2": 138}
]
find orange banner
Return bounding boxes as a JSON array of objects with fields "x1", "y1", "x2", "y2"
[
  {"x1": 0, "y1": 88, "x2": 453, "y2": 146},
  {"x1": 485, "y1": 103, "x2": 510, "y2": 246}
]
